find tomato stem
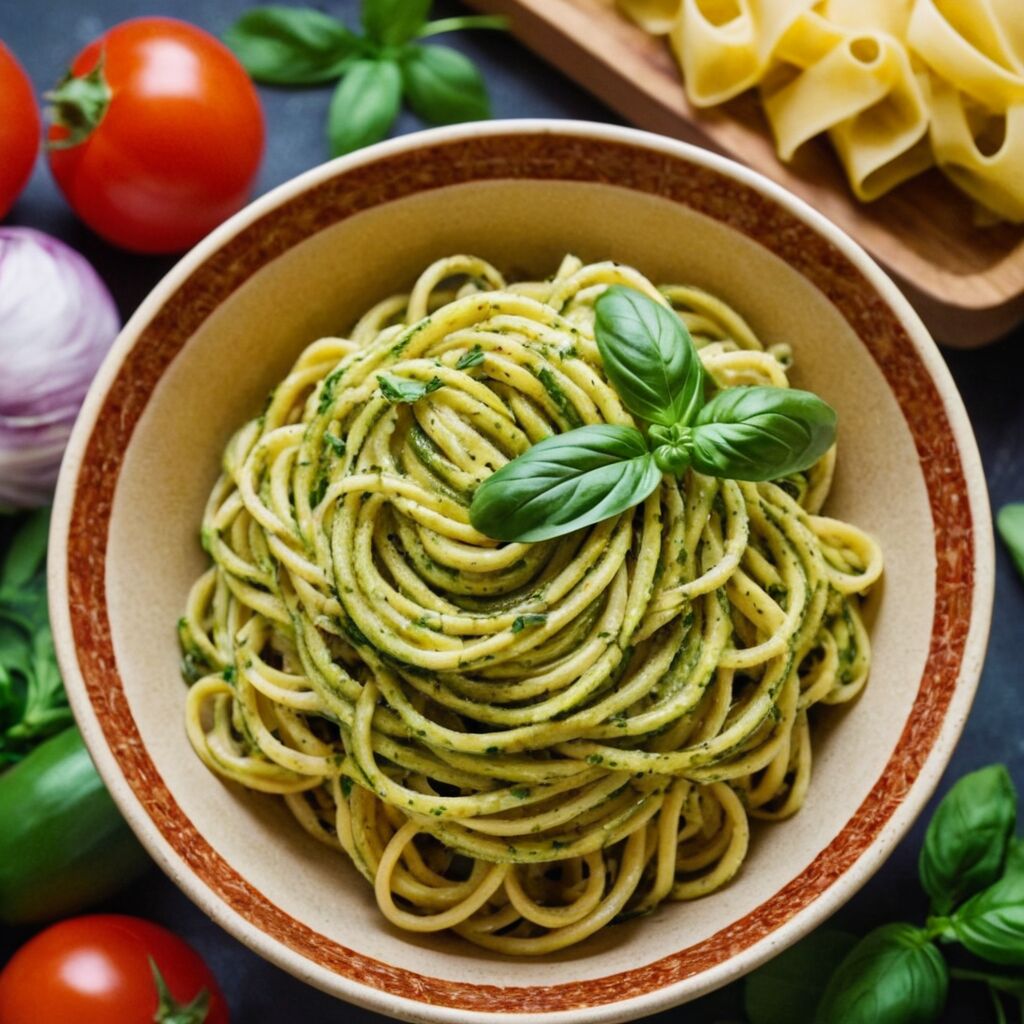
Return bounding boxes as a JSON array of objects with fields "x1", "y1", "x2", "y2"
[
  {"x1": 44, "y1": 54, "x2": 111, "y2": 150},
  {"x1": 150, "y1": 957, "x2": 211, "y2": 1024}
]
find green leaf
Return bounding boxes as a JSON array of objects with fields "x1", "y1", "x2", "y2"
[
  {"x1": 377, "y1": 373, "x2": 443, "y2": 403},
  {"x1": 361, "y1": 0, "x2": 431, "y2": 46},
  {"x1": 401, "y1": 45, "x2": 490, "y2": 124},
  {"x1": 456, "y1": 345, "x2": 485, "y2": 370},
  {"x1": 328, "y1": 58, "x2": 402, "y2": 156},
  {"x1": 814, "y1": 923, "x2": 948, "y2": 1024},
  {"x1": 690, "y1": 386, "x2": 837, "y2": 482},
  {"x1": 952, "y1": 840, "x2": 1024, "y2": 966},
  {"x1": 997, "y1": 504, "x2": 1024, "y2": 581},
  {"x1": 920, "y1": 764, "x2": 1017, "y2": 915},
  {"x1": 1, "y1": 508, "x2": 50, "y2": 593},
  {"x1": 744, "y1": 929, "x2": 858, "y2": 1024},
  {"x1": 469, "y1": 424, "x2": 660, "y2": 543},
  {"x1": 223, "y1": 6, "x2": 359, "y2": 84},
  {"x1": 511, "y1": 614, "x2": 546, "y2": 633},
  {"x1": 593, "y1": 286, "x2": 705, "y2": 428}
]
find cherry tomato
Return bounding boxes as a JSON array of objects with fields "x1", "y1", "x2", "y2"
[
  {"x1": 0, "y1": 42, "x2": 40, "y2": 219},
  {"x1": 47, "y1": 17, "x2": 264, "y2": 253},
  {"x1": 0, "y1": 914, "x2": 230, "y2": 1024}
]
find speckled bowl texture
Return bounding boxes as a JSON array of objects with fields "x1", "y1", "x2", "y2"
[{"x1": 50, "y1": 121, "x2": 993, "y2": 1024}]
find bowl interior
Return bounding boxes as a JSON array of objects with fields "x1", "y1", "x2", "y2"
[{"x1": 102, "y1": 174, "x2": 935, "y2": 992}]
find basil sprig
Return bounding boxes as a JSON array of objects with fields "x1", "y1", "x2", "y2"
[
  {"x1": 469, "y1": 285, "x2": 837, "y2": 543},
  {"x1": 225, "y1": 1, "x2": 505, "y2": 157},
  {"x1": 920, "y1": 764, "x2": 1016, "y2": 915},
  {"x1": 740, "y1": 763, "x2": 1023, "y2": 1024}
]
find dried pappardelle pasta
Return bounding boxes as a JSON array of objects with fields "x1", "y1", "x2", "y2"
[
  {"x1": 619, "y1": 0, "x2": 1024, "y2": 221},
  {"x1": 179, "y1": 255, "x2": 882, "y2": 954}
]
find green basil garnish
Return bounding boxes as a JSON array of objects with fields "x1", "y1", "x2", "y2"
[
  {"x1": 814, "y1": 923, "x2": 949, "y2": 1024},
  {"x1": 593, "y1": 284, "x2": 705, "y2": 428},
  {"x1": 689, "y1": 386, "x2": 838, "y2": 482},
  {"x1": 920, "y1": 764, "x2": 1017, "y2": 916},
  {"x1": 469, "y1": 425, "x2": 661, "y2": 543},
  {"x1": 469, "y1": 287, "x2": 837, "y2": 543}
]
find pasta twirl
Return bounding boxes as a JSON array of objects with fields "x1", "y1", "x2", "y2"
[
  {"x1": 620, "y1": 0, "x2": 1024, "y2": 220},
  {"x1": 180, "y1": 256, "x2": 882, "y2": 954}
]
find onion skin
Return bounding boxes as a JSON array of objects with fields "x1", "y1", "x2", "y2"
[{"x1": 0, "y1": 228, "x2": 119, "y2": 509}]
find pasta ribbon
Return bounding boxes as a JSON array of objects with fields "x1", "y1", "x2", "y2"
[{"x1": 620, "y1": 0, "x2": 1024, "y2": 220}]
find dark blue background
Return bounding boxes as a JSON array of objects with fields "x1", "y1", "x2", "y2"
[{"x1": 1, "y1": 1, "x2": 1022, "y2": 1019}]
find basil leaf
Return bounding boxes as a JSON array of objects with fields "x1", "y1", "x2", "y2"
[
  {"x1": 952, "y1": 840, "x2": 1024, "y2": 966},
  {"x1": 920, "y1": 764, "x2": 1017, "y2": 915},
  {"x1": 691, "y1": 386, "x2": 837, "y2": 482},
  {"x1": 997, "y1": 504, "x2": 1024, "y2": 582},
  {"x1": 0, "y1": 508, "x2": 50, "y2": 593},
  {"x1": 224, "y1": 6, "x2": 359, "y2": 84},
  {"x1": 745, "y1": 928, "x2": 858, "y2": 1024},
  {"x1": 470, "y1": 424, "x2": 660, "y2": 543},
  {"x1": 593, "y1": 285, "x2": 704, "y2": 428},
  {"x1": 377, "y1": 373, "x2": 442, "y2": 403},
  {"x1": 361, "y1": 0, "x2": 431, "y2": 46},
  {"x1": 328, "y1": 59, "x2": 402, "y2": 156},
  {"x1": 814, "y1": 923, "x2": 948, "y2": 1024},
  {"x1": 401, "y1": 45, "x2": 490, "y2": 124}
]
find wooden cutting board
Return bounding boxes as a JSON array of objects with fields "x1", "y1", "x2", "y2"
[{"x1": 466, "y1": 0, "x2": 1024, "y2": 347}]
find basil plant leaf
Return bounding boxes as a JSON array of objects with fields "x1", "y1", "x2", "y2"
[
  {"x1": 814, "y1": 923, "x2": 948, "y2": 1024},
  {"x1": 328, "y1": 59, "x2": 402, "y2": 156},
  {"x1": 470, "y1": 424, "x2": 660, "y2": 543},
  {"x1": 691, "y1": 386, "x2": 837, "y2": 482},
  {"x1": 744, "y1": 928, "x2": 858, "y2": 1024},
  {"x1": 224, "y1": 6, "x2": 359, "y2": 84},
  {"x1": 401, "y1": 45, "x2": 491, "y2": 124},
  {"x1": 920, "y1": 764, "x2": 1017, "y2": 915},
  {"x1": 361, "y1": 0, "x2": 431, "y2": 46},
  {"x1": 952, "y1": 840, "x2": 1024, "y2": 966},
  {"x1": 0, "y1": 508, "x2": 50, "y2": 593},
  {"x1": 997, "y1": 504, "x2": 1024, "y2": 582},
  {"x1": 593, "y1": 285, "x2": 704, "y2": 428}
]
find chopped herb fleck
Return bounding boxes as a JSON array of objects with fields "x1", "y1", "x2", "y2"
[
  {"x1": 456, "y1": 345, "x2": 485, "y2": 370},
  {"x1": 511, "y1": 613, "x2": 547, "y2": 633},
  {"x1": 378, "y1": 373, "x2": 443, "y2": 404}
]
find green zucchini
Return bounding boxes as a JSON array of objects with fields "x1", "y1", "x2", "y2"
[{"x1": 0, "y1": 725, "x2": 150, "y2": 924}]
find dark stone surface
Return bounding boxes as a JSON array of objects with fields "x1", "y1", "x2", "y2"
[{"x1": 1, "y1": 2, "x2": 1021, "y2": 1019}]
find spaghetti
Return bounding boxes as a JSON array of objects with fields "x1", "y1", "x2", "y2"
[{"x1": 180, "y1": 255, "x2": 882, "y2": 954}]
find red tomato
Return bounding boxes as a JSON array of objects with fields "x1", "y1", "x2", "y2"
[
  {"x1": 0, "y1": 914, "x2": 230, "y2": 1024},
  {"x1": 47, "y1": 18, "x2": 264, "y2": 253},
  {"x1": 0, "y1": 42, "x2": 40, "y2": 218}
]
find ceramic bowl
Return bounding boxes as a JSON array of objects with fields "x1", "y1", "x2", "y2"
[{"x1": 50, "y1": 121, "x2": 994, "y2": 1023}]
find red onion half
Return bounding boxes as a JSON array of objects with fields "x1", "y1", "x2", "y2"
[{"x1": 0, "y1": 228, "x2": 119, "y2": 509}]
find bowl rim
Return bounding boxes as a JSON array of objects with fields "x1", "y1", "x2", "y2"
[{"x1": 49, "y1": 118, "x2": 994, "y2": 1024}]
